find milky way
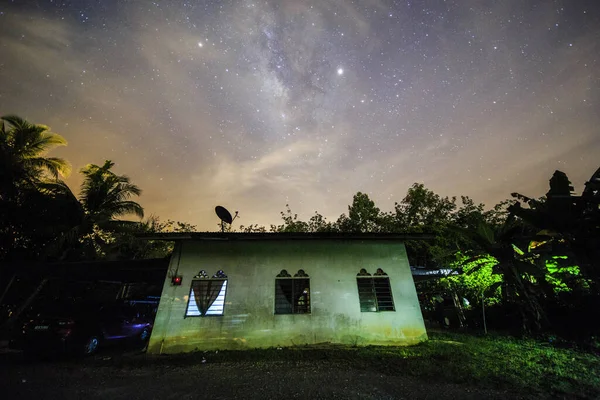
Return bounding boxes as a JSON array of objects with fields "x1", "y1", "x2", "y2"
[{"x1": 1, "y1": 0, "x2": 599, "y2": 229}]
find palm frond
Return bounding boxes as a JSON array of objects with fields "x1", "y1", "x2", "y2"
[
  {"x1": 1, "y1": 115, "x2": 70, "y2": 186},
  {"x1": 105, "y1": 181, "x2": 142, "y2": 202},
  {"x1": 10, "y1": 124, "x2": 60, "y2": 156},
  {"x1": 475, "y1": 221, "x2": 495, "y2": 245},
  {"x1": 99, "y1": 219, "x2": 145, "y2": 233},
  {"x1": 77, "y1": 160, "x2": 144, "y2": 226},
  {"x1": 80, "y1": 160, "x2": 115, "y2": 179},
  {"x1": 1, "y1": 115, "x2": 29, "y2": 130},
  {"x1": 20, "y1": 131, "x2": 68, "y2": 157},
  {"x1": 0, "y1": 121, "x2": 6, "y2": 144},
  {"x1": 103, "y1": 201, "x2": 144, "y2": 219},
  {"x1": 38, "y1": 180, "x2": 81, "y2": 205},
  {"x1": 24, "y1": 157, "x2": 71, "y2": 179}
]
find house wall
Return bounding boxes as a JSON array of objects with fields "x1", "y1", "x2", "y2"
[{"x1": 147, "y1": 240, "x2": 427, "y2": 353}]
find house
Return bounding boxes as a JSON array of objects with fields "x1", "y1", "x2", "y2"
[{"x1": 143, "y1": 232, "x2": 429, "y2": 354}]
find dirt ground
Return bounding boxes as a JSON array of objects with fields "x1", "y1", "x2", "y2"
[{"x1": 0, "y1": 350, "x2": 530, "y2": 400}]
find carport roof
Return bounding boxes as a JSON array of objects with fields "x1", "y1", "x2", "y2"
[{"x1": 6, "y1": 258, "x2": 170, "y2": 283}]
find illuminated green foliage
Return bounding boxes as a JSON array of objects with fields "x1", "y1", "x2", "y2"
[
  {"x1": 510, "y1": 168, "x2": 600, "y2": 291},
  {"x1": 440, "y1": 253, "x2": 503, "y2": 306},
  {"x1": 544, "y1": 255, "x2": 581, "y2": 293}
]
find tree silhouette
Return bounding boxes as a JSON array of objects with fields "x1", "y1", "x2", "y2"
[{"x1": 0, "y1": 115, "x2": 72, "y2": 261}]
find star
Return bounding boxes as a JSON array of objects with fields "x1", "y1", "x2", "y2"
[{"x1": 337, "y1": 68, "x2": 344, "y2": 76}]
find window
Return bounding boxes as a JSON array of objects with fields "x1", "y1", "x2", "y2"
[
  {"x1": 356, "y1": 268, "x2": 395, "y2": 312},
  {"x1": 185, "y1": 270, "x2": 228, "y2": 317},
  {"x1": 275, "y1": 269, "x2": 310, "y2": 314}
]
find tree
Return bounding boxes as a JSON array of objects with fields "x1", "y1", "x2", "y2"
[
  {"x1": 441, "y1": 252, "x2": 503, "y2": 308},
  {"x1": 106, "y1": 216, "x2": 197, "y2": 260},
  {"x1": 482, "y1": 199, "x2": 517, "y2": 229},
  {"x1": 79, "y1": 160, "x2": 144, "y2": 222},
  {"x1": 50, "y1": 160, "x2": 144, "y2": 260},
  {"x1": 0, "y1": 115, "x2": 72, "y2": 261},
  {"x1": 334, "y1": 192, "x2": 382, "y2": 233},
  {"x1": 393, "y1": 183, "x2": 457, "y2": 228},
  {"x1": 239, "y1": 224, "x2": 268, "y2": 233},
  {"x1": 270, "y1": 204, "x2": 309, "y2": 232},
  {"x1": 509, "y1": 168, "x2": 600, "y2": 291},
  {"x1": 453, "y1": 196, "x2": 485, "y2": 229},
  {"x1": 0, "y1": 115, "x2": 70, "y2": 195},
  {"x1": 0, "y1": 115, "x2": 76, "y2": 328},
  {"x1": 458, "y1": 218, "x2": 548, "y2": 332},
  {"x1": 307, "y1": 212, "x2": 335, "y2": 233},
  {"x1": 390, "y1": 184, "x2": 458, "y2": 267}
]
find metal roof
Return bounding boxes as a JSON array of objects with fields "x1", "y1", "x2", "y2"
[{"x1": 136, "y1": 232, "x2": 435, "y2": 241}]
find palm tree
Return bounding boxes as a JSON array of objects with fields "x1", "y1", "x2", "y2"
[
  {"x1": 0, "y1": 116, "x2": 74, "y2": 329},
  {"x1": 50, "y1": 160, "x2": 144, "y2": 260},
  {"x1": 0, "y1": 115, "x2": 72, "y2": 261},
  {"x1": 0, "y1": 115, "x2": 70, "y2": 196},
  {"x1": 2, "y1": 160, "x2": 145, "y2": 330},
  {"x1": 79, "y1": 160, "x2": 144, "y2": 224}
]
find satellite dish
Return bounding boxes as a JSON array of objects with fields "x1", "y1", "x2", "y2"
[
  {"x1": 215, "y1": 206, "x2": 238, "y2": 232},
  {"x1": 215, "y1": 206, "x2": 233, "y2": 224}
]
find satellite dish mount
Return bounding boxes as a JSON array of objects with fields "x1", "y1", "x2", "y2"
[{"x1": 215, "y1": 205, "x2": 238, "y2": 232}]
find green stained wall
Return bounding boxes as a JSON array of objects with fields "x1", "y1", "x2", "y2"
[{"x1": 147, "y1": 240, "x2": 427, "y2": 354}]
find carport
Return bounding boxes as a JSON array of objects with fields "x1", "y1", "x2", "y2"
[{"x1": 0, "y1": 258, "x2": 170, "y2": 333}]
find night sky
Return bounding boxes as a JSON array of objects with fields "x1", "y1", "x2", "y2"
[{"x1": 1, "y1": 1, "x2": 599, "y2": 230}]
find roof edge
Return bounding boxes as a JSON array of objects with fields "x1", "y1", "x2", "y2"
[{"x1": 135, "y1": 232, "x2": 435, "y2": 241}]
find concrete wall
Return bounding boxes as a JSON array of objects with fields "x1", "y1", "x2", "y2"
[{"x1": 147, "y1": 240, "x2": 427, "y2": 354}]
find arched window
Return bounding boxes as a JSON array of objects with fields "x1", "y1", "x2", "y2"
[
  {"x1": 275, "y1": 269, "x2": 311, "y2": 314},
  {"x1": 185, "y1": 270, "x2": 228, "y2": 317},
  {"x1": 356, "y1": 268, "x2": 395, "y2": 312}
]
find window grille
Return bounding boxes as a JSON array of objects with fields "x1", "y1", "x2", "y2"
[
  {"x1": 275, "y1": 269, "x2": 310, "y2": 314},
  {"x1": 356, "y1": 268, "x2": 395, "y2": 312}
]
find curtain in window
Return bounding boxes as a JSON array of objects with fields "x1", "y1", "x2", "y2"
[
  {"x1": 277, "y1": 279, "x2": 294, "y2": 306},
  {"x1": 275, "y1": 272, "x2": 311, "y2": 314},
  {"x1": 192, "y1": 279, "x2": 225, "y2": 316},
  {"x1": 293, "y1": 278, "x2": 310, "y2": 313}
]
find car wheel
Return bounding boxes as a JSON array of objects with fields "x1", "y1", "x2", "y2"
[{"x1": 82, "y1": 335, "x2": 100, "y2": 356}]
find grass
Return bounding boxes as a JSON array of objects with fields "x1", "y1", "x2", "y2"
[{"x1": 119, "y1": 331, "x2": 600, "y2": 399}]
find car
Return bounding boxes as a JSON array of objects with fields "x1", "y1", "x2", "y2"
[{"x1": 11, "y1": 300, "x2": 153, "y2": 357}]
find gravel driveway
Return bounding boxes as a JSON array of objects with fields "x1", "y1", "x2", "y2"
[{"x1": 0, "y1": 351, "x2": 530, "y2": 400}]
